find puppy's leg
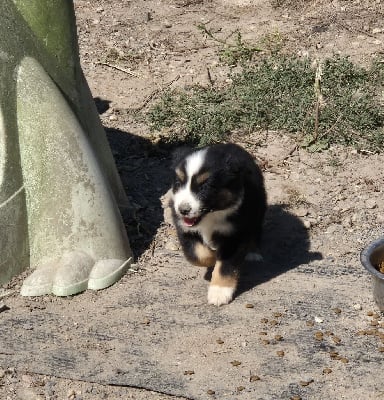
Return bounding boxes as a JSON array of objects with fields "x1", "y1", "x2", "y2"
[
  {"x1": 245, "y1": 252, "x2": 263, "y2": 262},
  {"x1": 193, "y1": 242, "x2": 216, "y2": 267},
  {"x1": 207, "y1": 260, "x2": 238, "y2": 306}
]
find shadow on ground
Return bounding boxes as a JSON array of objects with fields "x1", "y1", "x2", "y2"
[
  {"x1": 105, "y1": 126, "x2": 172, "y2": 258},
  {"x1": 237, "y1": 203, "x2": 323, "y2": 296}
]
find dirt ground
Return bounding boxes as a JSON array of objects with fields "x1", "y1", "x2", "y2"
[{"x1": 1, "y1": 0, "x2": 384, "y2": 399}]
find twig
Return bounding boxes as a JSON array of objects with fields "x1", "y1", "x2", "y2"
[
  {"x1": 134, "y1": 74, "x2": 180, "y2": 111},
  {"x1": 281, "y1": 144, "x2": 299, "y2": 163},
  {"x1": 206, "y1": 67, "x2": 214, "y2": 86},
  {"x1": 97, "y1": 62, "x2": 138, "y2": 77},
  {"x1": 313, "y1": 60, "x2": 323, "y2": 143}
]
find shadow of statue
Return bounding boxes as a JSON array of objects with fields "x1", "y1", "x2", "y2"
[{"x1": 104, "y1": 125, "x2": 173, "y2": 258}]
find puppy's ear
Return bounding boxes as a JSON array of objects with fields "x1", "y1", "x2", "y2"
[
  {"x1": 224, "y1": 153, "x2": 243, "y2": 176},
  {"x1": 171, "y1": 146, "x2": 193, "y2": 168}
]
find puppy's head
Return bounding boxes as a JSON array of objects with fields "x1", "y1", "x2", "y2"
[{"x1": 171, "y1": 146, "x2": 243, "y2": 228}]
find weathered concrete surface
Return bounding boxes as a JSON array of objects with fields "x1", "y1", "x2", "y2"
[{"x1": 1, "y1": 233, "x2": 383, "y2": 399}]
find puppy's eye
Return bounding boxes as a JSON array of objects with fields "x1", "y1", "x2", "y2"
[{"x1": 173, "y1": 178, "x2": 182, "y2": 190}]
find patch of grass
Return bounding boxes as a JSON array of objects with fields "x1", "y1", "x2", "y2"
[
  {"x1": 147, "y1": 55, "x2": 384, "y2": 151},
  {"x1": 197, "y1": 24, "x2": 261, "y2": 66}
]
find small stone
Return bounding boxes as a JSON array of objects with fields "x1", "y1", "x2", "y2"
[
  {"x1": 330, "y1": 351, "x2": 340, "y2": 359},
  {"x1": 67, "y1": 389, "x2": 76, "y2": 399},
  {"x1": 183, "y1": 370, "x2": 195, "y2": 375},
  {"x1": 378, "y1": 347, "x2": 384, "y2": 353},
  {"x1": 245, "y1": 303, "x2": 254, "y2": 308},
  {"x1": 207, "y1": 389, "x2": 215, "y2": 395},
  {"x1": 164, "y1": 240, "x2": 179, "y2": 251},
  {"x1": 303, "y1": 220, "x2": 311, "y2": 229},
  {"x1": 237, "y1": 386, "x2": 245, "y2": 392},
  {"x1": 333, "y1": 307, "x2": 342, "y2": 314},
  {"x1": 365, "y1": 199, "x2": 377, "y2": 209},
  {"x1": 216, "y1": 338, "x2": 224, "y2": 344},
  {"x1": 275, "y1": 334, "x2": 283, "y2": 341},
  {"x1": 295, "y1": 207, "x2": 308, "y2": 217},
  {"x1": 367, "y1": 310, "x2": 375, "y2": 316},
  {"x1": 230, "y1": 360, "x2": 242, "y2": 366},
  {"x1": 276, "y1": 350, "x2": 285, "y2": 357},
  {"x1": 299, "y1": 379, "x2": 314, "y2": 387},
  {"x1": 250, "y1": 375, "x2": 261, "y2": 382},
  {"x1": 16, "y1": 388, "x2": 44, "y2": 400},
  {"x1": 109, "y1": 114, "x2": 118, "y2": 121},
  {"x1": 332, "y1": 336, "x2": 341, "y2": 344},
  {"x1": 323, "y1": 367, "x2": 332, "y2": 374},
  {"x1": 353, "y1": 304, "x2": 362, "y2": 310},
  {"x1": 273, "y1": 312, "x2": 283, "y2": 318},
  {"x1": 314, "y1": 316, "x2": 324, "y2": 323}
]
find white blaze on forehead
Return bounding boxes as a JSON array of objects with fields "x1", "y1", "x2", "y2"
[
  {"x1": 173, "y1": 149, "x2": 207, "y2": 219},
  {"x1": 185, "y1": 148, "x2": 207, "y2": 177}
]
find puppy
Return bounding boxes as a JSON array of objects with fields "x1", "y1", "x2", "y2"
[{"x1": 170, "y1": 143, "x2": 267, "y2": 306}]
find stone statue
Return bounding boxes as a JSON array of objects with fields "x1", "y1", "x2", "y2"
[{"x1": 0, "y1": 0, "x2": 133, "y2": 296}]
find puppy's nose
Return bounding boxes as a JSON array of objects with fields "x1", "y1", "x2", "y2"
[{"x1": 178, "y1": 203, "x2": 192, "y2": 216}]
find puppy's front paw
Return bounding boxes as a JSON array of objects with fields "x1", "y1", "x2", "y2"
[{"x1": 207, "y1": 285, "x2": 235, "y2": 306}]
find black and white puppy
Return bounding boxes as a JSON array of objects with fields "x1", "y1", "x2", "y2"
[{"x1": 170, "y1": 143, "x2": 267, "y2": 306}]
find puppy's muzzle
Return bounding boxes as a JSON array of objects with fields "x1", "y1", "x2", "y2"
[{"x1": 178, "y1": 202, "x2": 192, "y2": 216}]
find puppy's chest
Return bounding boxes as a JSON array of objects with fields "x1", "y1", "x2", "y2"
[{"x1": 194, "y1": 214, "x2": 233, "y2": 250}]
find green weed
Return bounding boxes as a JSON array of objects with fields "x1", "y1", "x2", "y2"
[{"x1": 147, "y1": 55, "x2": 384, "y2": 151}]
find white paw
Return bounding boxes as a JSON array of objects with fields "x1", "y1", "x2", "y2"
[
  {"x1": 207, "y1": 285, "x2": 235, "y2": 306},
  {"x1": 245, "y1": 252, "x2": 263, "y2": 262}
]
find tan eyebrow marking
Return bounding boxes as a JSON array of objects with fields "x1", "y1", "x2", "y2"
[
  {"x1": 195, "y1": 171, "x2": 210, "y2": 185},
  {"x1": 175, "y1": 168, "x2": 186, "y2": 181}
]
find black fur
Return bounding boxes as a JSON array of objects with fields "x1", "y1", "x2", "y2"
[{"x1": 170, "y1": 143, "x2": 267, "y2": 304}]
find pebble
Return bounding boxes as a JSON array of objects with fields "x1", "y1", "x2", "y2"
[
  {"x1": 295, "y1": 207, "x2": 308, "y2": 217},
  {"x1": 16, "y1": 388, "x2": 44, "y2": 400},
  {"x1": 365, "y1": 199, "x2": 377, "y2": 209},
  {"x1": 164, "y1": 239, "x2": 179, "y2": 251},
  {"x1": 315, "y1": 316, "x2": 324, "y2": 323},
  {"x1": 353, "y1": 303, "x2": 362, "y2": 310}
]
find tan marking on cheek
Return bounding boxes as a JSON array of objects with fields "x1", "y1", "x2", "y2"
[
  {"x1": 195, "y1": 171, "x2": 210, "y2": 185},
  {"x1": 175, "y1": 168, "x2": 185, "y2": 182},
  {"x1": 211, "y1": 261, "x2": 238, "y2": 288},
  {"x1": 192, "y1": 242, "x2": 216, "y2": 267}
]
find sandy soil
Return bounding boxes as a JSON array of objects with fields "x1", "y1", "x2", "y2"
[{"x1": 1, "y1": 1, "x2": 384, "y2": 399}]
